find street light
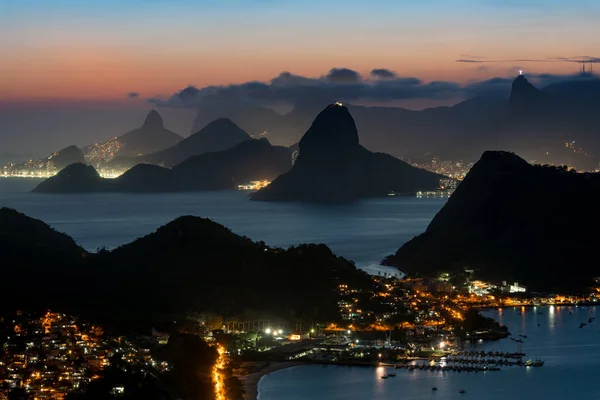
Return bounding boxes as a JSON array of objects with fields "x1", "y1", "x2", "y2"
[
  {"x1": 265, "y1": 328, "x2": 271, "y2": 334},
  {"x1": 347, "y1": 329, "x2": 351, "y2": 335}
]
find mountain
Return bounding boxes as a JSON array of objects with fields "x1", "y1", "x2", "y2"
[
  {"x1": 191, "y1": 100, "x2": 284, "y2": 138},
  {"x1": 33, "y1": 139, "x2": 292, "y2": 193},
  {"x1": 0, "y1": 208, "x2": 85, "y2": 310},
  {"x1": 168, "y1": 138, "x2": 291, "y2": 190},
  {"x1": 383, "y1": 151, "x2": 600, "y2": 292},
  {"x1": 49, "y1": 145, "x2": 85, "y2": 170},
  {"x1": 83, "y1": 110, "x2": 182, "y2": 165},
  {"x1": 114, "y1": 118, "x2": 253, "y2": 169},
  {"x1": 251, "y1": 104, "x2": 443, "y2": 202},
  {"x1": 0, "y1": 209, "x2": 371, "y2": 330}
]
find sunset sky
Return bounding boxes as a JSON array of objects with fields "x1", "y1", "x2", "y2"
[
  {"x1": 1, "y1": 0, "x2": 599, "y2": 153},
  {"x1": 2, "y1": 0, "x2": 599, "y2": 101}
]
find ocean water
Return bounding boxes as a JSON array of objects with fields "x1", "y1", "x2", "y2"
[
  {"x1": 259, "y1": 306, "x2": 600, "y2": 400},
  {"x1": 0, "y1": 178, "x2": 445, "y2": 275}
]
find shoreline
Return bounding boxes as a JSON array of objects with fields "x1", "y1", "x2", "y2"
[{"x1": 238, "y1": 361, "x2": 307, "y2": 400}]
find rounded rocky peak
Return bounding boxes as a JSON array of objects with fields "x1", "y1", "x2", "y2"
[
  {"x1": 299, "y1": 103, "x2": 359, "y2": 153},
  {"x1": 143, "y1": 110, "x2": 164, "y2": 129},
  {"x1": 473, "y1": 151, "x2": 530, "y2": 174}
]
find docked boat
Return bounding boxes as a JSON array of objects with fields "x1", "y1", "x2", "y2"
[
  {"x1": 381, "y1": 375, "x2": 389, "y2": 379},
  {"x1": 524, "y1": 359, "x2": 534, "y2": 367}
]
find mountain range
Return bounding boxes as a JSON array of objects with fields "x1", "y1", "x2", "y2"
[
  {"x1": 383, "y1": 150, "x2": 600, "y2": 292},
  {"x1": 252, "y1": 104, "x2": 443, "y2": 202},
  {"x1": 34, "y1": 105, "x2": 441, "y2": 199},
  {"x1": 108, "y1": 117, "x2": 251, "y2": 169},
  {"x1": 191, "y1": 75, "x2": 600, "y2": 170}
]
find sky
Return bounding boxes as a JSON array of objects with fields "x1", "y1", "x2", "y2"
[{"x1": 1, "y1": 0, "x2": 600, "y2": 154}]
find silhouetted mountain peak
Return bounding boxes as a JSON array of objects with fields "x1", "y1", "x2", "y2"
[
  {"x1": 201, "y1": 117, "x2": 239, "y2": 132},
  {"x1": 299, "y1": 103, "x2": 359, "y2": 154},
  {"x1": 475, "y1": 150, "x2": 531, "y2": 173},
  {"x1": 508, "y1": 75, "x2": 554, "y2": 116},
  {"x1": 143, "y1": 110, "x2": 164, "y2": 129},
  {"x1": 510, "y1": 75, "x2": 540, "y2": 97}
]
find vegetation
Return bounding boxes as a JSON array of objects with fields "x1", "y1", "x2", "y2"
[
  {"x1": 0, "y1": 208, "x2": 371, "y2": 332},
  {"x1": 385, "y1": 150, "x2": 600, "y2": 292}
]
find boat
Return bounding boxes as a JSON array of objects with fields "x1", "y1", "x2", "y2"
[
  {"x1": 533, "y1": 360, "x2": 544, "y2": 367},
  {"x1": 459, "y1": 389, "x2": 466, "y2": 394},
  {"x1": 580, "y1": 323, "x2": 587, "y2": 328},
  {"x1": 524, "y1": 359, "x2": 534, "y2": 367},
  {"x1": 381, "y1": 375, "x2": 389, "y2": 379},
  {"x1": 432, "y1": 387, "x2": 438, "y2": 391},
  {"x1": 387, "y1": 372, "x2": 396, "y2": 377}
]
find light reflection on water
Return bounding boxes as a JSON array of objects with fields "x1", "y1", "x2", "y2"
[{"x1": 259, "y1": 306, "x2": 600, "y2": 400}]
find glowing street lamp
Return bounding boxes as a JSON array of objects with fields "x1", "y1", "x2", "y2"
[{"x1": 265, "y1": 328, "x2": 271, "y2": 334}]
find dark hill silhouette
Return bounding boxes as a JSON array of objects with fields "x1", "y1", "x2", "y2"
[
  {"x1": 34, "y1": 163, "x2": 104, "y2": 193},
  {"x1": 252, "y1": 104, "x2": 442, "y2": 202},
  {"x1": 113, "y1": 118, "x2": 252, "y2": 169},
  {"x1": 0, "y1": 209, "x2": 371, "y2": 331},
  {"x1": 33, "y1": 139, "x2": 291, "y2": 193},
  {"x1": 86, "y1": 110, "x2": 183, "y2": 161},
  {"x1": 383, "y1": 151, "x2": 600, "y2": 292},
  {"x1": 0, "y1": 208, "x2": 85, "y2": 310},
  {"x1": 50, "y1": 145, "x2": 85, "y2": 170},
  {"x1": 169, "y1": 138, "x2": 291, "y2": 190}
]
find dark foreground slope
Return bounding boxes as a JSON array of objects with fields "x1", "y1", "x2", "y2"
[
  {"x1": 33, "y1": 139, "x2": 292, "y2": 193},
  {"x1": 252, "y1": 104, "x2": 442, "y2": 202},
  {"x1": 384, "y1": 151, "x2": 600, "y2": 292},
  {"x1": 0, "y1": 208, "x2": 85, "y2": 310},
  {"x1": 0, "y1": 208, "x2": 370, "y2": 331}
]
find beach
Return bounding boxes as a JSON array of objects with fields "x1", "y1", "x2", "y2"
[{"x1": 238, "y1": 361, "x2": 307, "y2": 400}]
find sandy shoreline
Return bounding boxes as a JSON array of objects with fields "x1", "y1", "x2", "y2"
[{"x1": 237, "y1": 361, "x2": 307, "y2": 400}]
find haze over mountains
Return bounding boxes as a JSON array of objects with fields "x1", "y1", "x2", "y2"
[
  {"x1": 34, "y1": 105, "x2": 442, "y2": 200},
  {"x1": 384, "y1": 150, "x2": 600, "y2": 292},
  {"x1": 109, "y1": 117, "x2": 252, "y2": 169},
  {"x1": 190, "y1": 74, "x2": 600, "y2": 170}
]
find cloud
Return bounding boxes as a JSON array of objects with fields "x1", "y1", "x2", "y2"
[
  {"x1": 148, "y1": 67, "x2": 597, "y2": 109},
  {"x1": 324, "y1": 68, "x2": 361, "y2": 83},
  {"x1": 370, "y1": 68, "x2": 398, "y2": 79},
  {"x1": 457, "y1": 55, "x2": 600, "y2": 64},
  {"x1": 149, "y1": 69, "x2": 464, "y2": 108},
  {"x1": 126, "y1": 92, "x2": 140, "y2": 99}
]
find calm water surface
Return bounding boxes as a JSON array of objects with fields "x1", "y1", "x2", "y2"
[
  {"x1": 0, "y1": 178, "x2": 444, "y2": 275},
  {"x1": 259, "y1": 306, "x2": 600, "y2": 400}
]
